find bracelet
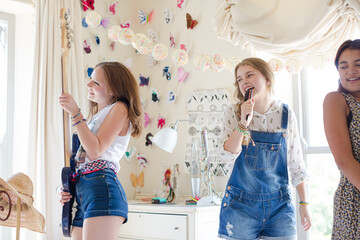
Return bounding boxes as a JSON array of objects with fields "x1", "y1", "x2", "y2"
[
  {"x1": 299, "y1": 201, "x2": 309, "y2": 205},
  {"x1": 72, "y1": 118, "x2": 86, "y2": 127},
  {"x1": 235, "y1": 123, "x2": 249, "y2": 135},
  {"x1": 71, "y1": 108, "x2": 81, "y2": 119}
]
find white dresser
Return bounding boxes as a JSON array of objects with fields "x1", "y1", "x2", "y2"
[{"x1": 118, "y1": 201, "x2": 221, "y2": 240}]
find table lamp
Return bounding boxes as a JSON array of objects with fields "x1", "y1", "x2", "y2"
[{"x1": 151, "y1": 120, "x2": 221, "y2": 205}]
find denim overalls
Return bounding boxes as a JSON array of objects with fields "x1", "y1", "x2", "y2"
[{"x1": 218, "y1": 104, "x2": 297, "y2": 240}]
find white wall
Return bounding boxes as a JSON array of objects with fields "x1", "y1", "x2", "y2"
[{"x1": 81, "y1": 0, "x2": 294, "y2": 200}]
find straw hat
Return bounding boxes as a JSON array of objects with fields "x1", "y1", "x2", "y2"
[{"x1": 0, "y1": 172, "x2": 45, "y2": 233}]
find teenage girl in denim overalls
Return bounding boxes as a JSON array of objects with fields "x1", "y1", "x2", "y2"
[{"x1": 218, "y1": 58, "x2": 311, "y2": 240}]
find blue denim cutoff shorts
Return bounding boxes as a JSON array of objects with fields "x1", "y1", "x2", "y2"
[
  {"x1": 72, "y1": 168, "x2": 128, "y2": 228},
  {"x1": 218, "y1": 185, "x2": 296, "y2": 240}
]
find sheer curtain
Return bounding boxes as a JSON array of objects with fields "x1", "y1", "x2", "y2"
[
  {"x1": 28, "y1": 0, "x2": 86, "y2": 239},
  {"x1": 214, "y1": 0, "x2": 360, "y2": 63}
]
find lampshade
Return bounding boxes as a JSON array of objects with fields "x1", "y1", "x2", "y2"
[{"x1": 150, "y1": 127, "x2": 178, "y2": 153}]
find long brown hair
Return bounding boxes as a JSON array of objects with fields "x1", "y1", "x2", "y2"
[
  {"x1": 89, "y1": 62, "x2": 142, "y2": 137},
  {"x1": 334, "y1": 39, "x2": 360, "y2": 93}
]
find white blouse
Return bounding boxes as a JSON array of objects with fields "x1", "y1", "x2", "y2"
[{"x1": 217, "y1": 100, "x2": 309, "y2": 187}]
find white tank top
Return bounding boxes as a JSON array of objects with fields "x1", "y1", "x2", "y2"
[{"x1": 75, "y1": 102, "x2": 131, "y2": 172}]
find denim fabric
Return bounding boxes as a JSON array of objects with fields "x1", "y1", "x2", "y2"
[
  {"x1": 219, "y1": 104, "x2": 297, "y2": 240},
  {"x1": 72, "y1": 168, "x2": 128, "y2": 228}
]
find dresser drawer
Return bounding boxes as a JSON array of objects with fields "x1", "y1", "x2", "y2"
[{"x1": 119, "y1": 212, "x2": 187, "y2": 240}]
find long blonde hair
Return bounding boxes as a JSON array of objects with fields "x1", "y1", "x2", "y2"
[{"x1": 89, "y1": 62, "x2": 142, "y2": 137}]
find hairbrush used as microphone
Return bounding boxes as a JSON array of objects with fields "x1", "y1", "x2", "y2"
[{"x1": 244, "y1": 87, "x2": 254, "y2": 121}]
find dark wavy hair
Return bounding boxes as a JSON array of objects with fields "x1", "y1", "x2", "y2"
[
  {"x1": 334, "y1": 39, "x2": 360, "y2": 93},
  {"x1": 89, "y1": 62, "x2": 142, "y2": 137}
]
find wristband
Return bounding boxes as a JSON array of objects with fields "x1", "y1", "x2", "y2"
[
  {"x1": 71, "y1": 108, "x2": 81, "y2": 119},
  {"x1": 72, "y1": 118, "x2": 86, "y2": 127},
  {"x1": 299, "y1": 201, "x2": 309, "y2": 205},
  {"x1": 235, "y1": 123, "x2": 249, "y2": 135}
]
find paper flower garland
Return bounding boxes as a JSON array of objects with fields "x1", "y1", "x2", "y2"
[
  {"x1": 210, "y1": 54, "x2": 226, "y2": 72},
  {"x1": 193, "y1": 54, "x2": 211, "y2": 71},
  {"x1": 108, "y1": 26, "x2": 121, "y2": 41},
  {"x1": 171, "y1": 49, "x2": 188, "y2": 66},
  {"x1": 225, "y1": 57, "x2": 242, "y2": 72},
  {"x1": 119, "y1": 28, "x2": 134, "y2": 45},
  {"x1": 151, "y1": 43, "x2": 168, "y2": 61},
  {"x1": 285, "y1": 59, "x2": 302, "y2": 73},
  {"x1": 85, "y1": 11, "x2": 101, "y2": 27},
  {"x1": 132, "y1": 33, "x2": 153, "y2": 54},
  {"x1": 268, "y1": 58, "x2": 284, "y2": 72}
]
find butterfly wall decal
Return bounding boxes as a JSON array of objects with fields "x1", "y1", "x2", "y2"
[
  {"x1": 168, "y1": 91, "x2": 175, "y2": 104},
  {"x1": 94, "y1": 34, "x2": 100, "y2": 45},
  {"x1": 162, "y1": 66, "x2": 171, "y2": 80},
  {"x1": 157, "y1": 115, "x2": 166, "y2": 129},
  {"x1": 82, "y1": 17, "x2": 88, "y2": 27},
  {"x1": 169, "y1": 33, "x2": 175, "y2": 48},
  {"x1": 164, "y1": 8, "x2": 174, "y2": 24},
  {"x1": 110, "y1": 41, "x2": 115, "y2": 51},
  {"x1": 138, "y1": 9, "x2": 154, "y2": 24},
  {"x1": 137, "y1": 153, "x2": 148, "y2": 168},
  {"x1": 177, "y1": 0, "x2": 186, "y2": 8},
  {"x1": 120, "y1": 21, "x2": 130, "y2": 28},
  {"x1": 108, "y1": 1, "x2": 118, "y2": 15},
  {"x1": 81, "y1": 0, "x2": 94, "y2": 11},
  {"x1": 100, "y1": 17, "x2": 110, "y2": 28},
  {"x1": 144, "y1": 112, "x2": 150, "y2": 128},
  {"x1": 139, "y1": 74, "x2": 149, "y2": 87},
  {"x1": 131, "y1": 171, "x2": 144, "y2": 187},
  {"x1": 178, "y1": 67, "x2": 188, "y2": 82},
  {"x1": 186, "y1": 13, "x2": 198, "y2": 29},
  {"x1": 147, "y1": 29, "x2": 159, "y2": 43},
  {"x1": 86, "y1": 67, "x2": 94, "y2": 77},
  {"x1": 151, "y1": 89, "x2": 160, "y2": 102},
  {"x1": 124, "y1": 146, "x2": 136, "y2": 161},
  {"x1": 145, "y1": 133, "x2": 153, "y2": 146},
  {"x1": 83, "y1": 39, "x2": 91, "y2": 54}
]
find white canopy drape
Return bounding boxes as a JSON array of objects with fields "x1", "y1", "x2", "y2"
[{"x1": 214, "y1": 0, "x2": 360, "y2": 65}]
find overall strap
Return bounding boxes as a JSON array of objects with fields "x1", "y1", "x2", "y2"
[{"x1": 281, "y1": 103, "x2": 289, "y2": 129}]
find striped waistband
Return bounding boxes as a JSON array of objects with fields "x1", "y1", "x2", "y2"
[{"x1": 71, "y1": 160, "x2": 116, "y2": 181}]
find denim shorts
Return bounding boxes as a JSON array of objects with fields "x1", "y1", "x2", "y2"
[
  {"x1": 218, "y1": 185, "x2": 296, "y2": 240},
  {"x1": 72, "y1": 168, "x2": 128, "y2": 228}
]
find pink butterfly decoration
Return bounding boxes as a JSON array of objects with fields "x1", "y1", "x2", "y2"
[
  {"x1": 108, "y1": 1, "x2": 118, "y2": 15},
  {"x1": 120, "y1": 21, "x2": 130, "y2": 28},
  {"x1": 180, "y1": 44, "x2": 187, "y2": 51},
  {"x1": 157, "y1": 116, "x2": 166, "y2": 129},
  {"x1": 177, "y1": 0, "x2": 185, "y2": 8},
  {"x1": 169, "y1": 33, "x2": 175, "y2": 48},
  {"x1": 178, "y1": 67, "x2": 188, "y2": 82},
  {"x1": 110, "y1": 41, "x2": 115, "y2": 51},
  {"x1": 83, "y1": 39, "x2": 91, "y2": 54},
  {"x1": 144, "y1": 113, "x2": 150, "y2": 128}
]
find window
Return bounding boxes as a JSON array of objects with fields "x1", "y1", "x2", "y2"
[
  {"x1": 295, "y1": 64, "x2": 340, "y2": 240},
  {"x1": 0, "y1": 11, "x2": 14, "y2": 240},
  {"x1": 0, "y1": 12, "x2": 14, "y2": 180}
]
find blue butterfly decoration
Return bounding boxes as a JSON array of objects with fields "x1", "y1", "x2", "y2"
[
  {"x1": 162, "y1": 66, "x2": 171, "y2": 80},
  {"x1": 87, "y1": 67, "x2": 94, "y2": 77},
  {"x1": 82, "y1": 17, "x2": 88, "y2": 28},
  {"x1": 139, "y1": 74, "x2": 149, "y2": 86},
  {"x1": 94, "y1": 34, "x2": 100, "y2": 45}
]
